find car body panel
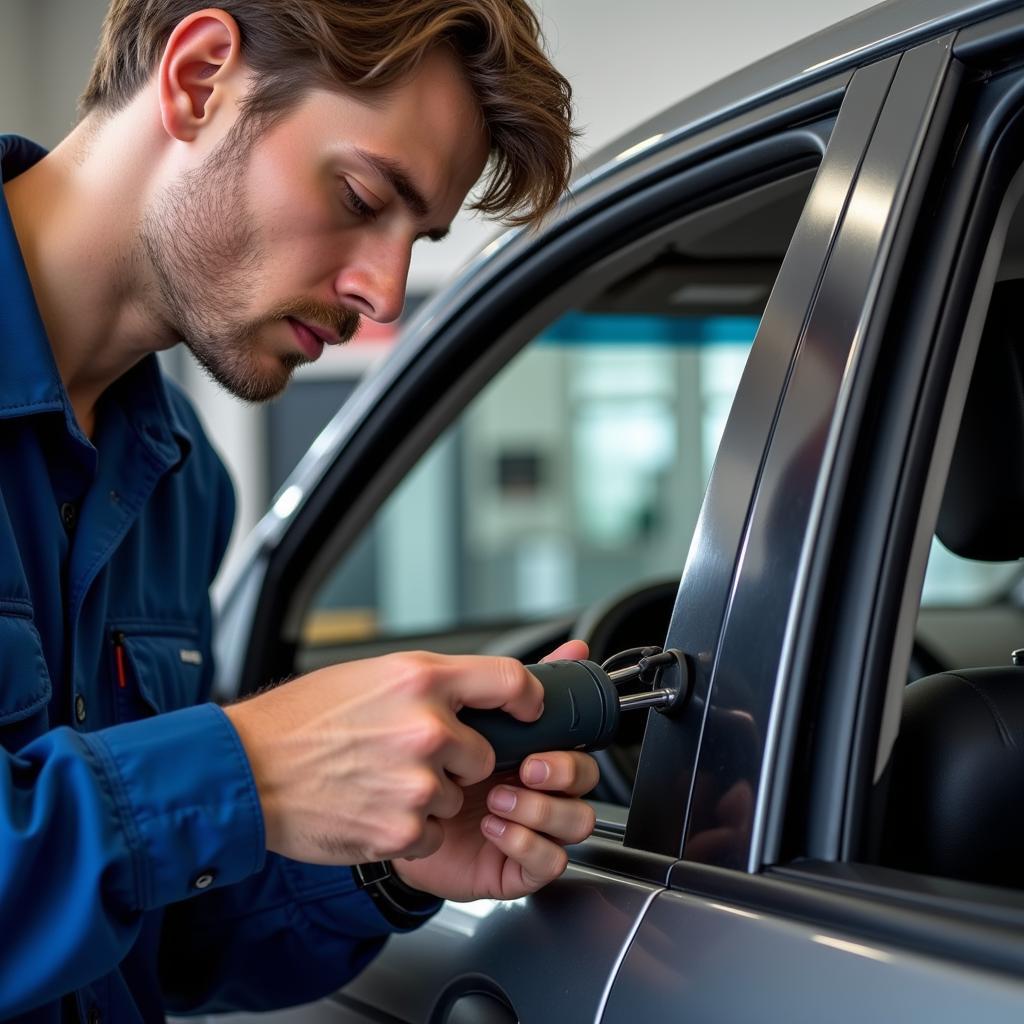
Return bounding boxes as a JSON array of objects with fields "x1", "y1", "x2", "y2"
[
  {"x1": 603, "y1": 886, "x2": 1024, "y2": 1023},
  {"x1": 334, "y1": 861, "x2": 660, "y2": 1024}
]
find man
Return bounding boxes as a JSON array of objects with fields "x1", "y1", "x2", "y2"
[{"x1": 0, "y1": 2, "x2": 596, "y2": 1019}]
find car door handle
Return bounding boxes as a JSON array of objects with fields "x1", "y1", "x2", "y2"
[{"x1": 444, "y1": 992, "x2": 518, "y2": 1024}]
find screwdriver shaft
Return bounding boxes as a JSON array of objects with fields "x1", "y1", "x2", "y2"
[
  {"x1": 619, "y1": 688, "x2": 676, "y2": 711},
  {"x1": 608, "y1": 665, "x2": 643, "y2": 685}
]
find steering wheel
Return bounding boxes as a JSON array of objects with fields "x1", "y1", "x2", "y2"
[{"x1": 572, "y1": 579, "x2": 680, "y2": 805}]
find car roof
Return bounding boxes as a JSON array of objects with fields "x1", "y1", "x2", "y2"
[{"x1": 575, "y1": 0, "x2": 1019, "y2": 191}]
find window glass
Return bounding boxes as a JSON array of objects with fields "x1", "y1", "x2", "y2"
[
  {"x1": 297, "y1": 168, "x2": 819, "y2": 663},
  {"x1": 920, "y1": 538, "x2": 1021, "y2": 606},
  {"x1": 304, "y1": 313, "x2": 758, "y2": 645}
]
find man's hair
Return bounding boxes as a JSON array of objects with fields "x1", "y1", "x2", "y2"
[{"x1": 80, "y1": 1, "x2": 577, "y2": 226}]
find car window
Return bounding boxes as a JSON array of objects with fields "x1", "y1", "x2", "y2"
[
  {"x1": 301, "y1": 313, "x2": 758, "y2": 648},
  {"x1": 295, "y1": 170, "x2": 817, "y2": 671},
  {"x1": 908, "y1": 178, "x2": 1024, "y2": 677},
  {"x1": 920, "y1": 539, "x2": 1022, "y2": 607},
  {"x1": 877, "y1": 259, "x2": 1024, "y2": 895}
]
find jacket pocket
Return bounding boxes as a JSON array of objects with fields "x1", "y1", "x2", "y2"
[
  {"x1": 0, "y1": 603, "x2": 52, "y2": 749},
  {"x1": 110, "y1": 623, "x2": 208, "y2": 720}
]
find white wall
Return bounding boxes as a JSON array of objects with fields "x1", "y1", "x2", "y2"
[
  {"x1": 0, "y1": 0, "x2": 879, "y2": 579},
  {"x1": 0, "y1": 0, "x2": 35, "y2": 139}
]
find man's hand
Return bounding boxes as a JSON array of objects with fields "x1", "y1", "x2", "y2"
[
  {"x1": 393, "y1": 639, "x2": 599, "y2": 900},
  {"x1": 223, "y1": 649, "x2": 541, "y2": 865},
  {"x1": 222, "y1": 641, "x2": 599, "y2": 891}
]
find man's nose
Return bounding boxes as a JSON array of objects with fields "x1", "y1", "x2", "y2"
[{"x1": 333, "y1": 238, "x2": 411, "y2": 325}]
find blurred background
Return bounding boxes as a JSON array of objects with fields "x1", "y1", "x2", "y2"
[{"x1": 0, "y1": 0, "x2": 877, "y2": 587}]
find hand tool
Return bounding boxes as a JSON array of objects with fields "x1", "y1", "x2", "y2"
[{"x1": 458, "y1": 647, "x2": 691, "y2": 772}]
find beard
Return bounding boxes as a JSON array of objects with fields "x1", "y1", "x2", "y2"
[{"x1": 139, "y1": 125, "x2": 361, "y2": 403}]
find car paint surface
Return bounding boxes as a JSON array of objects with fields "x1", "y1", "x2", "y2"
[
  {"x1": 604, "y1": 889, "x2": 1024, "y2": 1023},
  {"x1": 338, "y1": 865, "x2": 659, "y2": 1023}
]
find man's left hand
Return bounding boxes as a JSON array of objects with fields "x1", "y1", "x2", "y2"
[{"x1": 392, "y1": 639, "x2": 600, "y2": 901}]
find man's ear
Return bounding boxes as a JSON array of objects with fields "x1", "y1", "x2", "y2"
[{"x1": 158, "y1": 9, "x2": 246, "y2": 143}]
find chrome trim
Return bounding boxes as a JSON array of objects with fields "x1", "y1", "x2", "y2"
[{"x1": 592, "y1": 886, "x2": 663, "y2": 1024}]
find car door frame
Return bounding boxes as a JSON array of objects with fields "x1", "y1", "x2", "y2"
[
  {"x1": 667, "y1": 34, "x2": 961, "y2": 873},
  {"x1": 600, "y1": 24, "x2": 1024, "y2": 1024},
  {"x1": 769, "y1": 6, "x2": 1024, "y2": 945},
  {"x1": 600, "y1": 25, "x2": 1024, "y2": 1024},
  {"x1": 314, "y1": 74, "x2": 892, "y2": 1022}
]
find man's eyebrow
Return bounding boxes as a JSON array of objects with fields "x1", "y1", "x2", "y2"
[{"x1": 354, "y1": 147, "x2": 450, "y2": 242}]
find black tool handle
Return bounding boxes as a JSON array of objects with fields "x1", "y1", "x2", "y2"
[{"x1": 458, "y1": 660, "x2": 621, "y2": 773}]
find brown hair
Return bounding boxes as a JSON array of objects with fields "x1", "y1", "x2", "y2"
[{"x1": 80, "y1": 1, "x2": 576, "y2": 225}]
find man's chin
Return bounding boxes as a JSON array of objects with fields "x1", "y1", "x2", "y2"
[
  {"x1": 227, "y1": 367, "x2": 297, "y2": 404},
  {"x1": 190, "y1": 352, "x2": 299, "y2": 404}
]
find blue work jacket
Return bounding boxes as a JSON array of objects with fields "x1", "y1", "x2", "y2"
[{"x1": 0, "y1": 136, "x2": 435, "y2": 1022}]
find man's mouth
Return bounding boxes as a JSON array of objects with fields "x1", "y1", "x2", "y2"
[
  {"x1": 286, "y1": 317, "x2": 327, "y2": 360},
  {"x1": 294, "y1": 317, "x2": 342, "y2": 346}
]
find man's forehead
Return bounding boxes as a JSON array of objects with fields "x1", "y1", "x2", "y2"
[
  {"x1": 351, "y1": 147, "x2": 452, "y2": 241},
  {"x1": 298, "y1": 57, "x2": 489, "y2": 208}
]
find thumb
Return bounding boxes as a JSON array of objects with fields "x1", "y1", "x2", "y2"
[{"x1": 540, "y1": 638, "x2": 590, "y2": 663}]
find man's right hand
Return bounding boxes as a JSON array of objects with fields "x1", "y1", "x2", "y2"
[{"x1": 222, "y1": 652, "x2": 545, "y2": 865}]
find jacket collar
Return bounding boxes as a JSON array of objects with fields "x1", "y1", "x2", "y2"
[{"x1": 0, "y1": 134, "x2": 192, "y2": 470}]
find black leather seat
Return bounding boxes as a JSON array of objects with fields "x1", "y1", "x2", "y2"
[
  {"x1": 880, "y1": 281, "x2": 1024, "y2": 886},
  {"x1": 882, "y1": 666, "x2": 1024, "y2": 887}
]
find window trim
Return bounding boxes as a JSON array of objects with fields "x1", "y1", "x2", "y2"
[
  {"x1": 669, "y1": 37, "x2": 962, "y2": 872},
  {"x1": 626, "y1": 53, "x2": 905, "y2": 858}
]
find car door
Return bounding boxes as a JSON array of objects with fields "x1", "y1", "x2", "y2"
[
  {"x1": 212, "y1": 50, "x2": 890, "y2": 1024},
  {"x1": 605, "y1": 24, "x2": 1024, "y2": 1022}
]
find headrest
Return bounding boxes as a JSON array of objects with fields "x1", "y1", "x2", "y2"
[
  {"x1": 936, "y1": 280, "x2": 1024, "y2": 560},
  {"x1": 881, "y1": 667, "x2": 1024, "y2": 887}
]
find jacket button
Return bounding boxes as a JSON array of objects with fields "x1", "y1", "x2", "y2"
[
  {"x1": 74, "y1": 693, "x2": 87, "y2": 724},
  {"x1": 193, "y1": 871, "x2": 216, "y2": 890},
  {"x1": 60, "y1": 502, "x2": 77, "y2": 531}
]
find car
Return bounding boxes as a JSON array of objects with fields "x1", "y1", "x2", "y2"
[{"x1": 211, "y1": 0, "x2": 1024, "y2": 1018}]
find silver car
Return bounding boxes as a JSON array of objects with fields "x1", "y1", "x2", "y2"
[{"x1": 216, "y1": 0, "x2": 1024, "y2": 1018}]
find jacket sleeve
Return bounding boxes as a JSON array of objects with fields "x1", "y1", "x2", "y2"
[
  {"x1": 0, "y1": 702, "x2": 266, "y2": 1018},
  {"x1": 157, "y1": 855, "x2": 440, "y2": 1014},
  {"x1": 152, "y1": 392, "x2": 440, "y2": 1014}
]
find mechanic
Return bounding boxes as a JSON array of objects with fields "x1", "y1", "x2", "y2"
[{"x1": 0, "y1": 2, "x2": 597, "y2": 1020}]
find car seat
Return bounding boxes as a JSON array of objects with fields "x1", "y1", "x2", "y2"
[{"x1": 880, "y1": 280, "x2": 1024, "y2": 888}]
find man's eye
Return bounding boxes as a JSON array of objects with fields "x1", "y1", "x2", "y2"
[{"x1": 342, "y1": 180, "x2": 377, "y2": 221}]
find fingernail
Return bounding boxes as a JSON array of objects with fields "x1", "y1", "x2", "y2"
[
  {"x1": 483, "y1": 815, "x2": 507, "y2": 837},
  {"x1": 523, "y1": 759, "x2": 549, "y2": 785},
  {"x1": 489, "y1": 786, "x2": 516, "y2": 813}
]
